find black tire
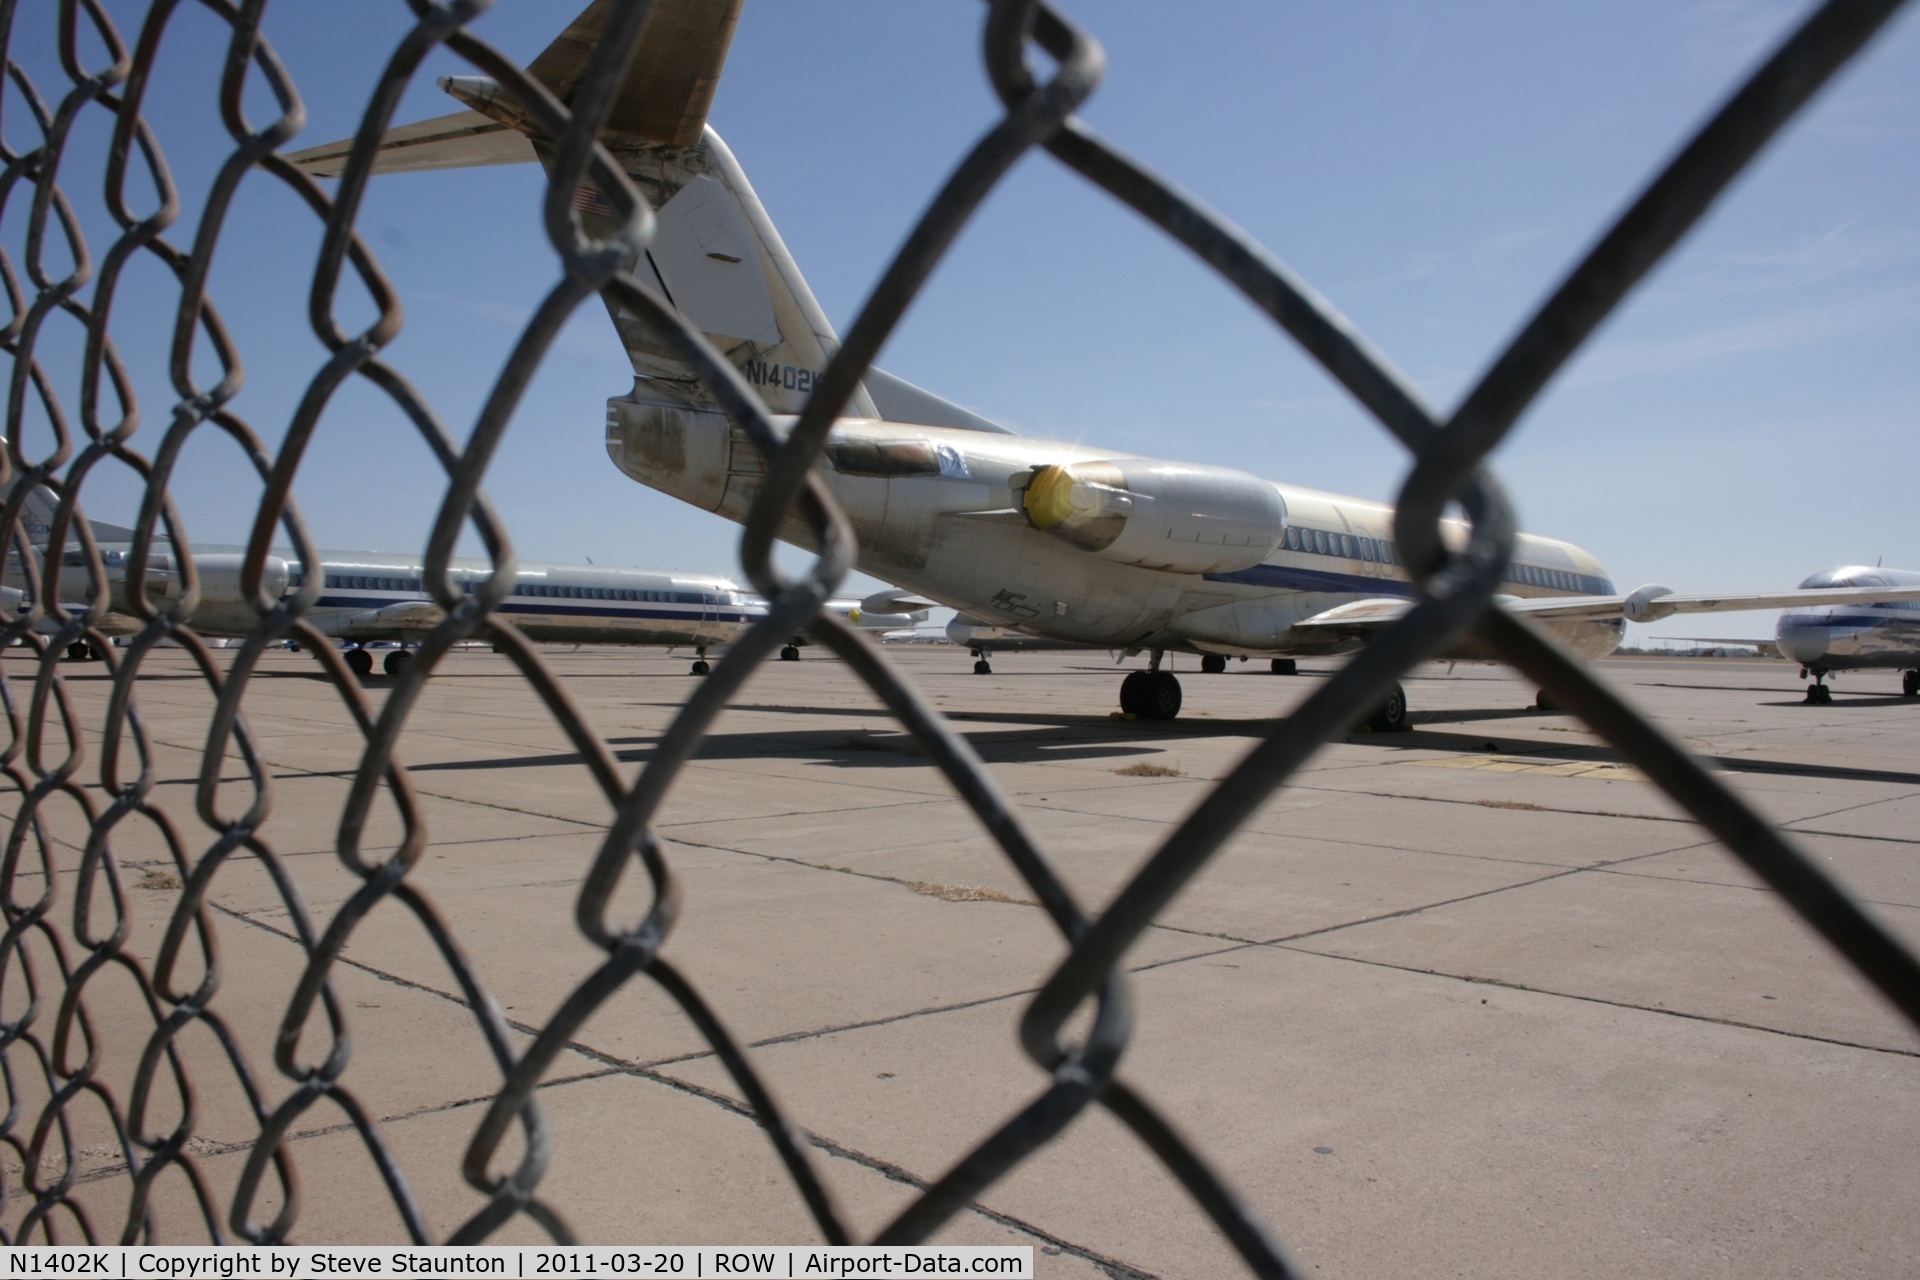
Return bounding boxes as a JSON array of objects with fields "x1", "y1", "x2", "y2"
[
  {"x1": 1141, "y1": 671, "x2": 1183, "y2": 720},
  {"x1": 780, "y1": 645, "x2": 800, "y2": 661},
  {"x1": 345, "y1": 648, "x2": 374, "y2": 677},
  {"x1": 1904, "y1": 671, "x2": 1918, "y2": 698},
  {"x1": 383, "y1": 649, "x2": 412, "y2": 677},
  {"x1": 1533, "y1": 689, "x2": 1557, "y2": 712},
  {"x1": 691, "y1": 660, "x2": 710, "y2": 676},
  {"x1": 1366, "y1": 683, "x2": 1409, "y2": 732},
  {"x1": 1119, "y1": 669, "x2": 1151, "y2": 715},
  {"x1": 64, "y1": 642, "x2": 89, "y2": 663},
  {"x1": 1804, "y1": 683, "x2": 1831, "y2": 705},
  {"x1": 973, "y1": 659, "x2": 991, "y2": 675},
  {"x1": 1271, "y1": 658, "x2": 1297, "y2": 675},
  {"x1": 1200, "y1": 654, "x2": 1226, "y2": 674}
]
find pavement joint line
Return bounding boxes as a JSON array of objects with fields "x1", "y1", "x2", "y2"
[
  {"x1": 18, "y1": 1066, "x2": 624, "y2": 1201},
  {"x1": 202, "y1": 902, "x2": 1159, "y2": 1274},
  {"x1": 1269, "y1": 943, "x2": 1920, "y2": 1060},
  {"x1": 1310, "y1": 786, "x2": 1920, "y2": 847},
  {"x1": 1593, "y1": 863, "x2": 1920, "y2": 915},
  {"x1": 1245, "y1": 841, "x2": 1712, "y2": 951}
]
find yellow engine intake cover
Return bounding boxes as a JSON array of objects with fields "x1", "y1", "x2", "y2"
[{"x1": 1023, "y1": 464, "x2": 1075, "y2": 529}]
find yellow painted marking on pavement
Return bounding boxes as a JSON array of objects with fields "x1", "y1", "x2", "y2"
[{"x1": 1412, "y1": 754, "x2": 1648, "y2": 782}]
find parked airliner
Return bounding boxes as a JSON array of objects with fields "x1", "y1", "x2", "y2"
[
  {"x1": 291, "y1": 0, "x2": 1920, "y2": 722},
  {"x1": 1777, "y1": 566, "x2": 1920, "y2": 703}
]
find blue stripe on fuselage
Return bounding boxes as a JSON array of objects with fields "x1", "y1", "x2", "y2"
[{"x1": 1204, "y1": 564, "x2": 1415, "y2": 596}]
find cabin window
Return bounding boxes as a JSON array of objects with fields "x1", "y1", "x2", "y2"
[{"x1": 1360, "y1": 539, "x2": 1375, "y2": 562}]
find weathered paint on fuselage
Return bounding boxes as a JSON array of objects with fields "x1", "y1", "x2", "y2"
[
  {"x1": 606, "y1": 402, "x2": 1625, "y2": 661},
  {"x1": 1777, "y1": 566, "x2": 1920, "y2": 673}
]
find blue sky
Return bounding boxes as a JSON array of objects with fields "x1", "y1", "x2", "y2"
[{"x1": 11, "y1": 2, "x2": 1918, "y2": 646}]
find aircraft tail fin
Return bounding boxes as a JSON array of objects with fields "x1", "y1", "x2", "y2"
[{"x1": 284, "y1": 0, "x2": 1009, "y2": 430}]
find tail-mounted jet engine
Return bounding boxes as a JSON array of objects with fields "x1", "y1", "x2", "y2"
[{"x1": 1016, "y1": 460, "x2": 1286, "y2": 575}]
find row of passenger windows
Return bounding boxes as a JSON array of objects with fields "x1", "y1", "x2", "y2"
[
  {"x1": 514, "y1": 584, "x2": 706, "y2": 604},
  {"x1": 320, "y1": 574, "x2": 423, "y2": 591},
  {"x1": 1284, "y1": 525, "x2": 1398, "y2": 564},
  {"x1": 308, "y1": 573, "x2": 707, "y2": 604},
  {"x1": 1285, "y1": 526, "x2": 1609, "y2": 594},
  {"x1": 1504, "y1": 562, "x2": 1608, "y2": 594}
]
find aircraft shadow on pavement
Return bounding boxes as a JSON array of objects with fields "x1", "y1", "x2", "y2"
[
  {"x1": 403, "y1": 724, "x2": 1168, "y2": 773},
  {"x1": 1757, "y1": 695, "x2": 1920, "y2": 710}
]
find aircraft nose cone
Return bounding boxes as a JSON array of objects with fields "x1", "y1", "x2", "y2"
[{"x1": 1776, "y1": 621, "x2": 1829, "y2": 664}]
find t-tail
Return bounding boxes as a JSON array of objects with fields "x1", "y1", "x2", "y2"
[{"x1": 285, "y1": 0, "x2": 1007, "y2": 522}]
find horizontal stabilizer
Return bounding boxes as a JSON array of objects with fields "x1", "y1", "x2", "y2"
[{"x1": 283, "y1": 109, "x2": 535, "y2": 178}]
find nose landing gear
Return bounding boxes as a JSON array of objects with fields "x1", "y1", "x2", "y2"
[
  {"x1": 779, "y1": 644, "x2": 800, "y2": 661},
  {"x1": 1903, "y1": 670, "x2": 1918, "y2": 698},
  {"x1": 1803, "y1": 671, "x2": 1833, "y2": 705},
  {"x1": 691, "y1": 646, "x2": 710, "y2": 676},
  {"x1": 970, "y1": 647, "x2": 991, "y2": 675}
]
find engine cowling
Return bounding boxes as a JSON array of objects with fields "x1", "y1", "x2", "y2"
[{"x1": 1018, "y1": 460, "x2": 1286, "y2": 575}]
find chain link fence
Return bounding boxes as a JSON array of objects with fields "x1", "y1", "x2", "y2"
[{"x1": 0, "y1": 0, "x2": 1914, "y2": 1267}]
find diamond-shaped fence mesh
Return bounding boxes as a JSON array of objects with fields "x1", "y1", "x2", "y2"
[{"x1": 0, "y1": 0, "x2": 1914, "y2": 1266}]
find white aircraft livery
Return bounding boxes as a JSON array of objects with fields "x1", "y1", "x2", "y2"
[
  {"x1": 1777, "y1": 567, "x2": 1920, "y2": 703},
  {"x1": 290, "y1": 0, "x2": 1920, "y2": 723}
]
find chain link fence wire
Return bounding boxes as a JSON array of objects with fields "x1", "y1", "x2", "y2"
[{"x1": 0, "y1": 0, "x2": 1914, "y2": 1265}]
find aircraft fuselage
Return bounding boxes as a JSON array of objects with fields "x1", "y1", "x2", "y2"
[{"x1": 607, "y1": 398, "x2": 1625, "y2": 663}]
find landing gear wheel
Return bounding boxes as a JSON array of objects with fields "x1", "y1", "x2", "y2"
[
  {"x1": 345, "y1": 648, "x2": 374, "y2": 677},
  {"x1": 1200, "y1": 654, "x2": 1227, "y2": 674},
  {"x1": 691, "y1": 660, "x2": 710, "y2": 676},
  {"x1": 1120, "y1": 670, "x2": 1182, "y2": 720},
  {"x1": 64, "y1": 642, "x2": 90, "y2": 663},
  {"x1": 383, "y1": 649, "x2": 413, "y2": 677},
  {"x1": 1803, "y1": 682, "x2": 1832, "y2": 705},
  {"x1": 1366, "y1": 683, "x2": 1409, "y2": 732},
  {"x1": 1904, "y1": 671, "x2": 1918, "y2": 698},
  {"x1": 1533, "y1": 689, "x2": 1557, "y2": 712},
  {"x1": 973, "y1": 659, "x2": 992, "y2": 675},
  {"x1": 779, "y1": 645, "x2": 800, "y2": 661},
  {"x1": 1271, "y1": 658, "x2": 1296, "y2": 675}
]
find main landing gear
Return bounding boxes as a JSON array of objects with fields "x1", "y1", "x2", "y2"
[
  {"x1": 1903, "y1": 670, "x2": 1918, "y2": 698},
  {"x1": 1271, "y1": 658, "x2": 1296, "y2": 675},
  {"x1": 691, "y1": 646, "x2": 710, "y2": 676},
  {"x1": 1365, "y1": 683, "x2": 1409, "y2": 732},
  {"x1": 383, "y1": 648, "x2": 414, "y2": 677},
  {"x1": 1200, "y1": 654, "x2": 1227, "y2": 674},
  {"x1": 345, "y1": 646, "x2": 374, "y2": 677},
  {"x1": 779, "y1": 644, "x2": 801, "y2": 661},
  {"x1": 1119, "y1": 650, "x2": 1182, "y2": 720}
]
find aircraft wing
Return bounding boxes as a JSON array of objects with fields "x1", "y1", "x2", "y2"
[
  {"x1": 1653, "y1": 635, "x2": 1784, "y2": 657},
  {"x1": 325, "y1": 600, "x2": 446, "y2": 639},
  {"x1": 1289, "y1": 583, "x2": 1920, "y2": 638},
  {"x1": 1514, "y1": 583, "x2": 1920, "y2": 623}
]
